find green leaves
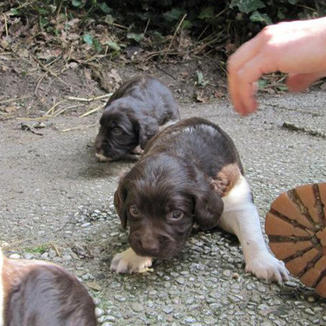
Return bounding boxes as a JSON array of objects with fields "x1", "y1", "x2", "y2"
[
  {"x1": 106, "y1": 41, "x2": 121, "y2": 52},
  {"x1": 196, "y1": 71, "x2": 208, "y2": 87},
  {"x1": 198, "y1": 6, "x2": 215, "y2": 20},
  {"x1": 163, "y1": 8, "x2": 185, "y2": 22},
  {"x1": 250, "y1": 11, "x2": 272, "y2": 25},
  {"x1": 72, "y1": 0, "x2": 84, "y2": 8},
  {"x1": 230, "y1": 0, "x2": 266, "y2": 14},
  {"x1": 82, "y1": 34, "x2": 102, "y2": 52},
  {"x1": 82, "y1": 33, "x2": 93, "y2": 45},
  {"x1": 98, "y1": 2, "x2": 111, "y2": 14},
  {"x1": 127, "y1": 32, "x2": 144, "y2": 43}
]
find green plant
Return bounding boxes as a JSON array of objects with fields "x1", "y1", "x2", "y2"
[{"x1": 25, "y1": 245, "x2": 49, "y2": 255}]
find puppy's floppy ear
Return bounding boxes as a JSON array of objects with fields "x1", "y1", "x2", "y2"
[
  {"x1": 114, "y1": 178, "x2": 128, "y2": 229},
  {"x1": 136, "y1": 115, "x2": 159, "y2": 149},
  {"x1": 192, "y1": 171, "x2": 224, "y2": 230}
]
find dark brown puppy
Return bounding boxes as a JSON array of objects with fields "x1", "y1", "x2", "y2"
[
  {"x1": 95, "y1": 75, "x2": 180, "y2": 162},
  {"x1": 0, "y1": 250, "x2": 97, "y2": 326},
  {"x1": 111, "y1": 117, "x2": 289, "y2": 284}
]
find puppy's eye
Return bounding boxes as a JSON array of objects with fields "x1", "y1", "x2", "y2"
[
  {"x1": 111, "y1": 127, "x2": 123, "y2": 136},
  {"x1": 167, "y1": 210, "x2": 184, "y2": 221},
  {"x1": 129, "y1": 205, "x2": 140, "y2": 217}
]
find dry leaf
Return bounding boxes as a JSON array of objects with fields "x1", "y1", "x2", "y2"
[{"x1": 86, "y1": 281, "x2": 101, "y2": 291}]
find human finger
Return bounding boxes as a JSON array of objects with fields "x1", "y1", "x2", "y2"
[
  {"x1": 228, "y1": 30, "x2": 267, "y2": 72},
  {"x1": 287, "y1": 71, "x2": 326, "y2": 92},
  {"x1": 227, "y1": 34, "x2": 267, "y2": 115},
  {"x1": 234, "y1": 53, "x2": 277, "y2": 114}
]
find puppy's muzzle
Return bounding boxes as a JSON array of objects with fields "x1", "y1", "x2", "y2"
[
  {"x1": 131, "y1": 230, "x2": 176, "y2": 258},
  {"x1": 134, "y1": 232, "x2": 160, "y2": 257}
]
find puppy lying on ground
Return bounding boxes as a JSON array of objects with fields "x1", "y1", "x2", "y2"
[
  {"x1": 95, "y1": 75, "x2": 180, "y2": 162},
  {"x1": 111, "y1": 117, "x2": 289, "y2": 283},
  {"x1": 0, "y1": 249, "x2": 97, "y2": 326}
]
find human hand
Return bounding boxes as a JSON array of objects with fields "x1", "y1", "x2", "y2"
[{"x1": 227, "y1": 17, "x2": 326, "y2": 115}]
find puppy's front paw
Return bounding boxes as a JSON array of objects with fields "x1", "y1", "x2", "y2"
[
  {"x1": 110, "y1": 248, "x2": 152, "y2": 274},
  {"x1": 131, "y1": 145, "x2": 144, "y2": 155},
  {"x1": 245, "y1": 252, "x2": 289, "y2": 284}
]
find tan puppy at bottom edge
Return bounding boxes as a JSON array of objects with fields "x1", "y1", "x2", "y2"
[
  {"x1": 0, "y1": 249, "x2": 97, "y2": 326},
  {"x1": 110, "y1": 117, "x2": 289, "y2": 284}
]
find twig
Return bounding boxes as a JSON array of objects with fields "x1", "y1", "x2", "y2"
[
  {"x1": 79, "y1": 104, "x2": 105, "y2": 118},
  {"x1": 112, "y1": 22, "x2": 128, "y2": 30},
  {"x1": 34, "y1": 71, "x2": 47, "y2": 95},
  {"x1": 3, "y1": 14, "x2": 8, "y2": 37},
  {"x1": 154, "y1": 64, "x2": 177, "y2": 80},
  {"x1": 31, "y1": 54, "x2": 70, "y2": 87},
  {"x1": 34, "y1": 56, "x2": 62, "y2": 95},
  {"x1": 50, "y1": 242, "x2": 61, "y2": 257},
  {"x1": 144, "y1": 18, "x2": 151, "y2": 36},
  {"x1": 164, "y1": 13, "x2": 187, "y2": 60},
  {"x1": 99, "y1": 19, "x2": 128, "y2": 30},
  {"x1": 52, "y1": 105, "x2": 80, "y2": 117},
  {"x1": 66, "y1": 93, "x2": 112, "y2": 102},
  {"x1": 17, "y1": 116, "x2": 49, "y2": 121},
  {"x1": 61, "y1": 123, "x2": 97, "y2": 132},
  {"x1": 44, "y1": 100, "x2": 65, "y2": 116},
  {"x1": 0, "y1": 95, "x2": 31, "y2": 105},
  {"x1": 193, "y1": 32, "x2": 224, "y2": 55},
  {"x1": 7, "y1": 0, "x2": 38, "y2": 11},
  {"x1": 143, "y1": 50, "x2": 180, "y2": 62},
  {"x1": 55, "y1": 0, "x2": 63, "y2": 21}
]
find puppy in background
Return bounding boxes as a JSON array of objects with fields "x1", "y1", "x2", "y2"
[
  {"x1": 95, "y1": 75, "x2": 180, "y2": 162},
  {"x1": 111, "y1": 117, "x2": 289, "y2": 284},
  {"x1": 0, "y1": 249, "x2": 97, "y2": 326}
]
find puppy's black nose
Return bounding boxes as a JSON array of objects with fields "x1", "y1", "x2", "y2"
[{"x1": 139, "y1": 236, "x2": 160, "y2": 256}]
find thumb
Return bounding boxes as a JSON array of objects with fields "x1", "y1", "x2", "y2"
[{"x1": 286, "y1": 72, "x2": 326, "y2": 92}]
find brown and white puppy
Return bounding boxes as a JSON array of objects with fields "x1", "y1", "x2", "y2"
[
  {"x1": 0, "y1": 249, "x2": 97, "y2": 326},
  {"x1": 95, "y1": 75, "x2": 180, "y2": 162},
  {"x1": 110, "y1": 117, "x2": 289, "y2": 283}
]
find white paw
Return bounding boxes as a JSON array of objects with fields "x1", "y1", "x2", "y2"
[
  {"x1": 131, "y1": 145, "x2": 144, "y2": 155},
  {"x1": 110, "y1": 248, "x2": 152, "y2": 274},
  {"x1": 245, "y1": 251, "x2": 289, "y2": 284}
]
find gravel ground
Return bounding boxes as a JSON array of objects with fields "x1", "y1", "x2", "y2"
[{"x1": 1, "y1": 90, "x2": 326, "y2": 325}]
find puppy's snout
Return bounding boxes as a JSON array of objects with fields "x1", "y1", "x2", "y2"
[{"x1": 136, "y1": 232, "x2": 160, "y2": 256}]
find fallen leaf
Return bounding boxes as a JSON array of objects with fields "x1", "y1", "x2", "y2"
[
  {"x1": 1, "y1": 106, "x2": 17, "y2": 113},
  {"x1": 85, "y1": 281, "x2": 101, "y2": 291},
  {"x1": 194, "y1": 90, "x2": 209, "y2": 103}
]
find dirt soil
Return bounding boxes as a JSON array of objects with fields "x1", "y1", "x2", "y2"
[{"x1": 1, "y1": 53, "x2": 326, "y2": 325}]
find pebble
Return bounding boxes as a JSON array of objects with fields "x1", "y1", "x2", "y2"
[
  {"x1": 176, "y1": 277, "x2": 185, "y2": 285},
  {"x1": 222, "y1": 270, "x2": 231, "y2": 277},
  {"x1": 95, "y1": 307, "x2": 104, "y2": 318},
  {"x1": 114, "y1": 295, "x2": 126, "y2": 302},
  {"x1": 304, "y1": 308, "x2": 315, "y2": 316},
  {"x1": 260, "y1": 322, "x2": 273, "y2": 326},
  {"x1": 162, "y1": 306, "x2": 174, "y2": 314},
  {"x1": 131, "y1": 303, "x2": 143, "y2": 313},
  {"x1": 184, "y1": 316, "x2": 197, "y2": 323},
  {"x1": 9, "y1": 253, "x2": 20, "y2": 259},
  {"x1": 23, "y1": 252, "x2": 34, "y2": 259},
  {"x1": 306, "y1": 296, "x2": 316, "y2": 303}
]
